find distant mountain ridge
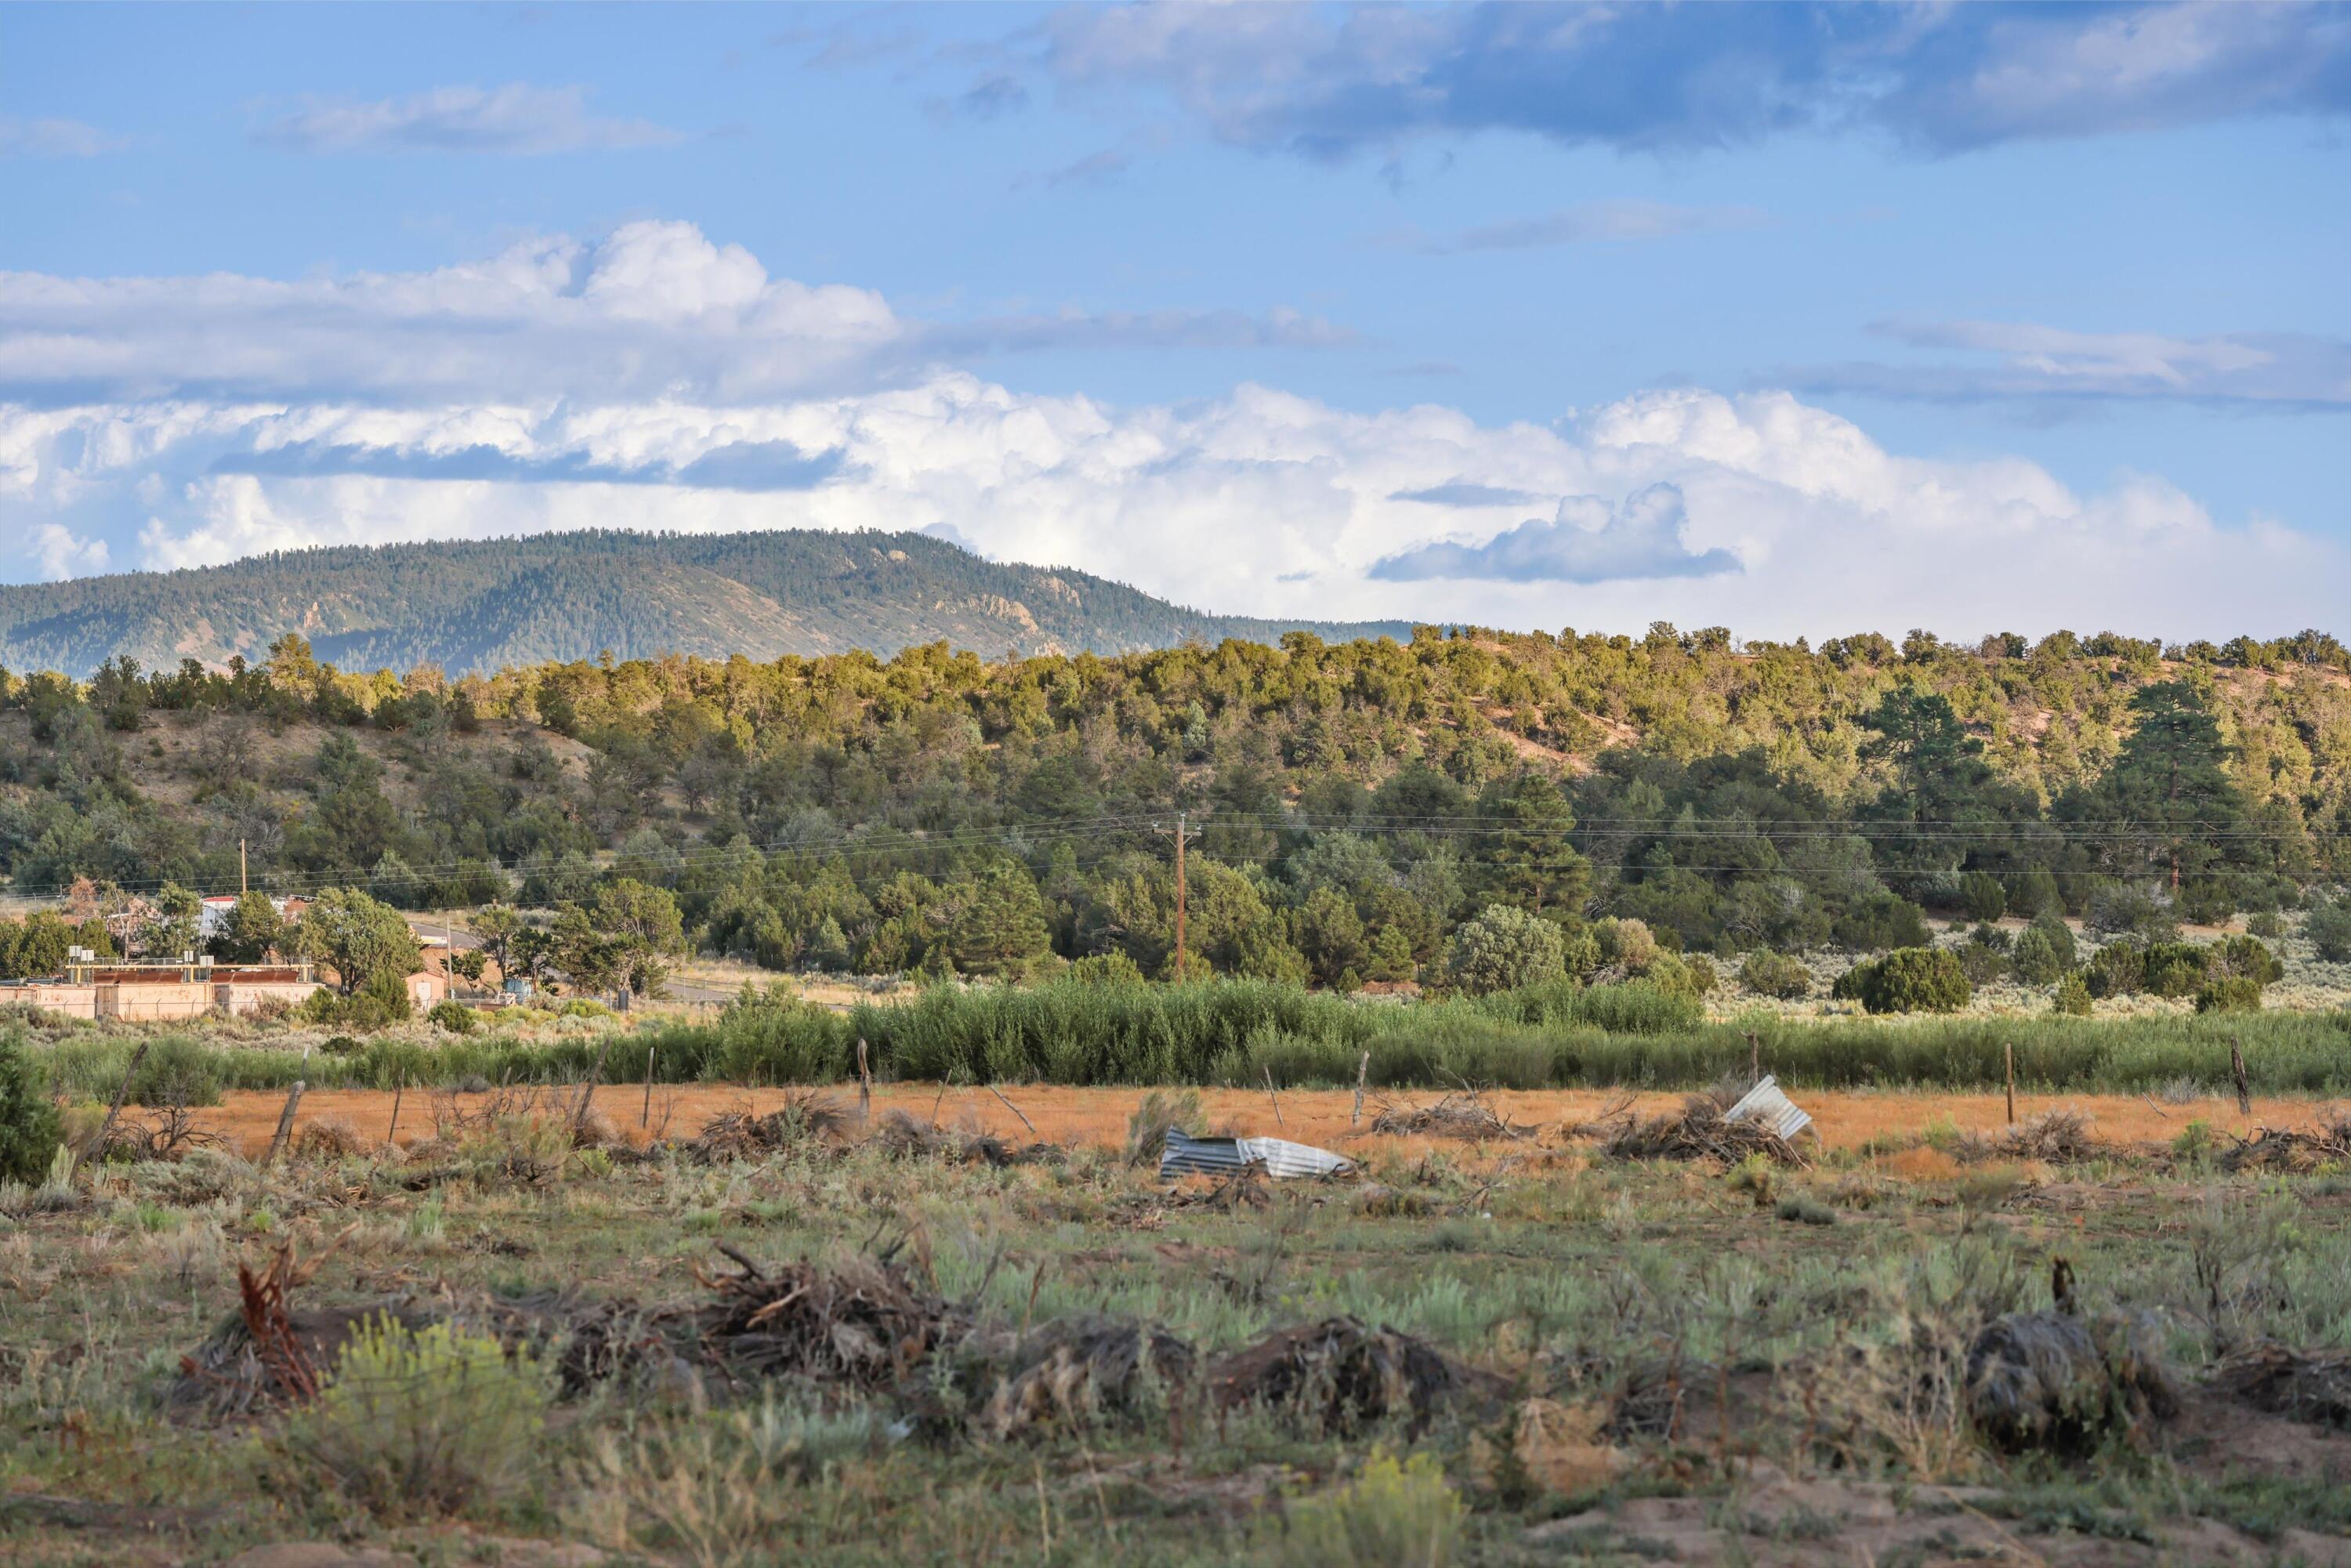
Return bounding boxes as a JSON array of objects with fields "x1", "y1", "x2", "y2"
[{"x1": 0, "y1": 530, "x2": 1409, "y2": 675}]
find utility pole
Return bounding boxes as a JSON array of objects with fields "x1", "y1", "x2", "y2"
[
  {"x1": 239, "y1": 838, "x2": 248, "y2": 896},
  {"x1": 1154, "y1": 812, "x2": 1201, "y2": 978}
]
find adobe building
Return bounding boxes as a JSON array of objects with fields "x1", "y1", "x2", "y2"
[{"x1": 1, "y1": 952, "x2": 322, "y2": 1022}]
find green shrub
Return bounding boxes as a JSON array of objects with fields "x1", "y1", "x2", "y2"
[
  {"x1": 0, "y1": 1030, "x2": 63, "y2": 1185},
  {"x1": 2210, "y1": 935, "x2": 2283, "y2": 987},
  {"x1": 1058, "y1": 952, "x2": 1148, "y2": 988},
  {"x1": 299, "y1": 970, "x2": 415, "y2": 1032},
  {"x1": 2140, "y1": 942, "x2": 2212, "y2": 999},
  {"x1": 129, "y1": 1036, "x2": 223, "y2": 1108},
  {"x1": 1683, "y1": 954, "x2": 1717, "y2": 995},
  {"x1": 558, "y1": 998, "x2": 613, "y2": 1019},
  {"x1": 427, "y1": 1000, "x2": 478, "y2": 1035},
  {"x1": 1738, "y1": 949, "x2": 1813, "y2": 999},
  {"x1": 273, "y1": 1316, "x2": 552, "y2": 1519},
  {"x1": 2053, "y1": 973, "x2": 2094, "y2": 1016},
  {"x1": 2244, "y1": 911, "x2": 2284, "y2": 940},
  {"x1": 1958, "y1": 871, "x2": 2007, "y2": 922},
  {"x1": 2006, "y1": 867, "x2": 2063, "y2": 919},
  {"x1": 2194, "y1": 976, "x2": 2263, "y2": 1015},
  {"x1": 2085, "y1": 882, "x2": 2177, "y2": 942},
  {"x1": 1831, "y1": 891, "x2": 1930, "y2": 954},
  {"x1": 2011, "y1": 911, "x2": 2077, "y2": 984},
  {"x1": 1446, "y1": 905, "x2": 1566, "y2": 996},
  {"x1": 1124, "y1": 1088, "x2": 1201, "y2": 1168},
  {"x1": 1842, "y1": 947, "x2": 1971, "y2": 1015},
  {"x1": 1259, "y1": 1450, "x2": 1465, "y2": 1568},
  {"x1": 1955, "y1": 936, "x2": 2009, "y2": 986},
  {"x1": 1571, "y1": 980, "x2": 1702, "y2": 1034},
  {"x1": 1775, "y1": 1192, "x2": 1837, "y2": 1226},
  {"x1": 2082, "y1": 941, "x2": 2146, "y2": 999},
  {"x1": 2172, "y1": 1119, "x2": 2218, "y2": 1161},
  {"x1": 2309, "y1": 897, "x2": 2351, "y2": 963}
]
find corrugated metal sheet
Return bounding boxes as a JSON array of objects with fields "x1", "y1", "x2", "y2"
[
  {"x1": 1159, "y1": 1129, "x2": 1354, "y2": 1181},
  {"x1": 1722, "y1": 1074, "x2": 1812, "y2": 1142}
]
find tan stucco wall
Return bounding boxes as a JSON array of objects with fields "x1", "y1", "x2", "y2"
[{"x1": 95, "y1": 983, "x2": 217, "y2": 1021}]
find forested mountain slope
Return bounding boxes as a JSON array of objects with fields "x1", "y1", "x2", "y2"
[
  {"x1": 2, "y1": 622, "x2": 2346, "y2": 994},
  {"x1": 0, "y1": 529, "x2": 1404, "y2": 675}
]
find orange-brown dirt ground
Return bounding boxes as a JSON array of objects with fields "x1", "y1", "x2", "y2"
[{"x1": 190, "y1": 1083, "x2": 2345, "y2": 1162}]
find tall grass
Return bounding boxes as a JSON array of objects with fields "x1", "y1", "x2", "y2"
[{"x1": 16, "y1": 980, "x2": 2351, "y2": 1097}]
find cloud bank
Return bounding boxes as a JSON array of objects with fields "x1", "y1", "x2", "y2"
[
  {"x1": 253, "y1": 84, "x2": 683, "y2": 155},
  {"x1": 1031, "y1": 1, "x2": 2351, "y2": 158},
  {"x1": 1787, "y1": 320, "x2": 2351, "y2": 409},
  {"x1": 1, "y1": 223, "x2": 2342, "y2": 638},
  {"x1": 1371, "y1": 486, "x2": 1740, "y2": 583},
  {"x1": 0, "y1": 220, "x2": 1348, "y2": 408}
]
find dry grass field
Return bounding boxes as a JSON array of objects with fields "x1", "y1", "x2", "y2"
[{"x1": 7, "y1": 1063, "x2": 2351, "y2": 1566}]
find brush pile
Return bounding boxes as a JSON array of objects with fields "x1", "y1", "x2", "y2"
[
  {"x1": 1959, "y1": 1110, "x2": 2103, "y2": 1165},
  {"x1": 1371, "y1": 1091, "x2": 1524, "y2": 1141},
  {"x1": 1965, "y1": 1306, "x2": 2175, "y2": 1454},
  {"x1": 688, "y1": 1243, "x2": 965, "y2": 1392},
  {"x1": 1174, "y1": 1164, "x2": 1274, "y2": 1211},
  {"x1": 168, "y1": 1234, "x2": 387, "y2": 1421},
  {"x1": 1602, "y1": 1095, "x2": 1803, "y2": 1167},
  {"x1": 169, "y1": 1238, "x2": 683, "y2": 1418},
  {"x1": 1209, "y1": 1316, "x2": 1498, "y2": 1436},
  {"x1": 687, "y1": 1092, "x2": 849, "y2": 1162},
  {"x1": 870, "y1": 1110, "x2": 1064, "y2": 1168},
  {"x1": 2214, "y1": 1340, "x2": 2351, "y2": 1429},
  {"x1": 980, "y1": 1315, "x2": 1197, "y2": 1438},
  {"x1": 2219, "y1": 1118, "x2": 2351, "y2": 1175}
]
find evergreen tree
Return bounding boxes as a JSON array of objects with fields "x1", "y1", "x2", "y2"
[{"x1": 947, "y1": 861, "x2": 1052, "y2": 978}]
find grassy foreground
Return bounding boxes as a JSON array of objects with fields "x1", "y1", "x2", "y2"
[{"x1": 5, "y1": 1100, "x2": 2351, "y2": 1566}]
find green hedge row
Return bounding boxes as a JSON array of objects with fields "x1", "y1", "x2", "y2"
[{"x1": 19, "y1": 977, "x2": 2351, "y2": 1099}]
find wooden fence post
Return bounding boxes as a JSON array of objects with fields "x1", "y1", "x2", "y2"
[
  {"x1": 573, "y1": 1034, "x2": 615, "y2": 1132},
  {"x1": 641, "y1": 1044, "x2": 655, "y2": 1130},
  {"x1": 2004, "y1": 1042, "x2": 2016, "y2": 1126},
  {"x1": 386, "y1": 1074, "x2": 404, "y2": 1151},
  {"x1": 1352, "y1": 1051, "x2": 1369, "y2": 1128},
  {"x1": 92, "y1": 1041, "x2": 152, "y2": 1162},
  {"x1": 988, "y1": 1083, "x2": 1038, "y2": 1138},
  {"x1": 1262, "y1": 1066, "x2": 1284, "y2": 1129},
  {"x1": 857, "y1": 1038, "x2": 872, "y2": 1128},
  {"x1": 2230, "y1": 1037, "x2": 2251, "y2": 1118},
  {"x1": 263, "y1": 1081, "x2": 306, "y2": 1168}
]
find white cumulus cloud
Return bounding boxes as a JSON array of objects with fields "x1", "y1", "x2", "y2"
[{"x1": 0, "y1": 225, "x2": 2342, "y2": 642}]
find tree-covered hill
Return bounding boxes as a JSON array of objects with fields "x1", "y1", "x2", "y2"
[
  {"x1": 2, "y1": 621, "x2": 2346, "y2": 1001},
  {"x1": 0, "y1": 529, "x2": 1407, "y2": 675}
]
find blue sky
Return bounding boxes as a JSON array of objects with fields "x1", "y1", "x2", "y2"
[{"x1": 2, "y1": 2, "x2": 2346, "y2": 638}]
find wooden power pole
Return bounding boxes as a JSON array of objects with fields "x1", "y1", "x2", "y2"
[
  {"x1": 1154, "y1": 812, "x2": 1201, "y2": 977},
  {"x1": 239, "y1": 838, "x2": 248, "y2": 896}
]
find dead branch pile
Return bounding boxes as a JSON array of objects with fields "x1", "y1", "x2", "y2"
[
  {"x1": 686, "y1": 1092, "x2": 850, "y2": 1162},
  {"x1": 2214, "y1": 1340, "x2": 2351, "y2": 1429},
  {"x1": 1370, "y1": 1091, "x2": 1524, "y2": 1141},
  {"x1": 429, "y1": 1081, "x2": 556, "y2": 1138},
  {"x1": 688, "y1": 1243, "x2": 965, "y2": 1391},
  {"x1": 293, "y1": 1116, "x2": 367, "y2": 1161},
  {"x1": 1602, "y1": 1095, "x2": 1803, "y2": 1167},
  {"x1": 1209, "y1": 1316, "x2": 1500, "y2": 1436},
  {"x1": 981, "y1": 1315, "x2": 1197, "y2": 1439},
  {"x1": 89, "y1": 1104, "x2": 220, "y2": 1164},
  {"x1": 1964, "y1": 1308, "x2": 2175, "y2": 1454},
  {"x1": 1173, "y1": 1164, "x2": 1273, "y2": 1211},
  {"x1": 167, "y1": 1233, "x2": 375, "y2": 1421},
  {"x1": 870, "y1": 1110, "x2": 1065, "y2": 1168},
  {"x1": 1959, "y1": 1110, "x2": 2102, "y2": 1165},
  {"x1": 2220, "y1": 1120, "x2": 2351, "y2": 1175}
]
